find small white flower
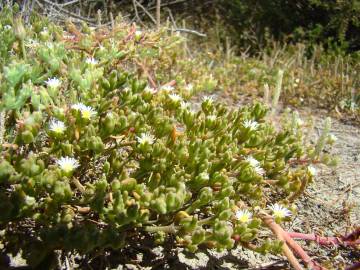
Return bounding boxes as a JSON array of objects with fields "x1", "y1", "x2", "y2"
[
  {"x1": 25, "y1": 39, "x2": 39, "y2": 48},
  {"x1": 245, "y1": 156, "x2": 260, "y2": 167},
  {"x1": 269, "y1": 203, "x2": 292, "y2": 219},
  {"x1": 329, "y1": 134, "x2": 337, "y2": 142},
  {"x1": 235, "y1": 209, "x2": 252, "y2": 223},
  {"x1": 202, "y1": 96, "x2": 214, "y2": 104},
  {"x1": 24, "y1": 195, "x2": 36, "y2": 205},
  {"x1": 144, "y1": 86, "x2": 157, "y2": 94},
  {"x1": 243, "y1": 119, "x2": 259, "y2": 130},
  {"x1": 80, "y1": 105, "x2": 97, "y2": 120},
  {"x1": 136, "y1": 133, "x2": 155, "y2": 145},
  {"x1": 161, "y1": 85, "x2": 174, "y2": 93},
  {"x1": 296, "y1": 118, "x2": 304, "y2": 126},
  {"x1": 86, "y1": 57, "x2": 98, "y2": 65},
  {"x1": 123, "y1": 87, "x2": 131, "y2": 93},
  {"x1": 307, "y1": 166, "x2": 316, "y2": 176},
  {"x1": 295, "y1": 78, "x2": 300, "y2": 84},
  {"x1": 168, "y1": 93, "x2": 182, "y2": 102},
  {"x1": 57, "y1": 157, "x2": 80, "y2": 173},
  {"x1": 253, "y1": 166, "x2": 265, "y2": 176},
  {"x1": 45, "y1": 77, "x2": 61, "y2": 89},
  {"x1": 4, "y1": 25, "x2": 12, "y2": 30},
  {"x1": 71, "y1": 103, "x2": 97, "y2": 119},
  {"x1": 71, "y1": 103, "x2": 84, "y2": 111},
  {"x1": 180, "y1": 101, "x2": 190, "y2": 109},
  {"x1": 49, "y1": 119, "x2": 66, "y2": 134},
  {"x1": 207, "y1": 115, "x2": 217, "y2": 121},
  {"x1": 40, "y1": 27, "x2": 49, "y2": 36},
  {"x1": 184, "y1": 84, "x2": 193, "y2": 92},
  {"x1": 199, "y1": 172, "x2": 210, "y2": 181},
  {"x1": 135, "y1": 30, "x2": 143, "y2": 37}
]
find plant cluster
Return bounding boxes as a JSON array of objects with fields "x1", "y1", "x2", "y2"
[{"x1": 0, "y1": 5, "x2": 337, "y2": 268}]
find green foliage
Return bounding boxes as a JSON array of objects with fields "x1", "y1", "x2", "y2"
[
  {"x1": 0, "y1": 5, "x2": 336, "y2": 267},
  {"x1": 218, "y1": 0, "x2": 360, "y2": 52}
]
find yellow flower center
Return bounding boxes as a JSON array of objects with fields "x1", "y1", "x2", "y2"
[
  {"x1": 62, "y1": 163, "x2": 74, "y2": 173},
  {"x1": 273, "y1": 210, "x2": 285, "y2": 219},
  {"x1": 53, "y1": 127, "x2": 64, "y2": 133},
  {"x1": 82, "y1": 110, "x2": 91, "y2": 119},
  {"x1": 239, "y1": 215, "x2": 250, "y2": 223}
]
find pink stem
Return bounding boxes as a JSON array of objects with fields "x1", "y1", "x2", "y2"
[
  {"x1": 288, "y1": 232, "x2": 360, "y2": 247},
  {"x1": 262, "y1": 214, "x2": 327, "y2": 270}
]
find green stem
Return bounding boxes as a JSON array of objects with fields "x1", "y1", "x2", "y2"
[
  {"x1": 20, "y1": 39, "x2": 27, "y2": 61},
  {"x1": 144, "y1": 224, "x2": 178, "y2": 234}
]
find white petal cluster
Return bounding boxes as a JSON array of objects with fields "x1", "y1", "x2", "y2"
[
  {"x1": 180, "y1": 101, "x2": 190, "y2": 109},
  {"x1": 184, "y1": 84, "x2": 193, "y2": 92},
  {"x1": 144, "y1": 86, "x2": 157, "y2": 94},
  {"x1": 49, "y1": 119, "x2": 66, "y2": 134},
  {"x1": 245, "y1": 156, "x2": 265, "y2": 176},
  {"x1": 307, "y1": 166, "x2": 316, "y2": 176},
  {"x1": 168, "y1": 93, "x2": 182, "y2": 102},
  {"x1": 202, "y1": 96, "x2": 214, "y2": 104},
  {"x1": 243, "y1": 119, "x2": 259, "y2": 130},
  {"x1": 235, "y1": 209, "x2": 252, "y2": 223},
  {"x1": 136, "y1": 133, "x2": 155, "y2": 145},
  {"x1": 57, "y1": 157, "x2": 80, "y2": 173},
  {"x1": 245, "y1": 156, "x2": 260, "y2": 167},
  {"x1": 207, "y1": 115, "x2": 217, "y2": 121},
  {"x1": 45, "y1": 77, "x2": 61, "y2": 89},
  {"x1": 269, "y1": 203, "x2": 292, "y2": 219},
  {"x1": 161, "y1": 85, "x2": 174, "y2": 93},
  {"x1": 71, "y1": 103, "x2": 97, "y2": 119},
  {"x1": 86, "y1": 57, "x2": 98, "y2": 65}
]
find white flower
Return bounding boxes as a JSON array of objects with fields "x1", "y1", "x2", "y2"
[
  {"x1": 253, "y1": 166, "x2": 265, "y2": 176},
  {"x1": 207, "y1": 115, "x2": 217, "y2": 121},
  {"x1": 45, "y1": 77, "x2": 61, "y2": 89},
  {"x1": 49, "y1": 119, "x2": 66, "y2": 134},
  {"x1": 144, "y1": 86, "x2": 157, "y2": 94},
  {"x1": 123, "y1": 87, "x2": 131, "y2": 93},
  {"x1": 307, "y1": 166, "x2": 316, "y2": 176},
  {"x1": 80, "y1": 105, "x2": 97, "y2": 120},
  {"x1": 135, "y1": 30, "x2": 143, "y2": 37},
  {"x1": 269, "y1": 204, "x2": 292, "y2": 219},
  {"x1": 245, "y1": 156, "x2": 260, "y2": 167},
  {"x1": 25, "y1": 39, "x2": 39, "y2": 48},
  {"x1": 180, "y1": 101, "x2": 190, "y2": 109},
  {"x1": 136, "y1": 133, "x2": 155, "y2": 145},
  {"x1": 235, "y1": 209, "x2": 252, "y2": 223},
  {"x1": 161, "y1": 85, "x2": 174, "y2": 93},
  {"x1": 199, "y1": 172, "x2": 210, "y2": 181},
  {"x1": 168, "y1": 93, "x2": 182, "y2": 102},
  {"x1": 329, "y1": 134, "x2": 337, "y2": 142},
  {"x1": 296, "y1": 118, "x2": 304, "y2": 126},
  {"x1": 4, "y1": 25, "x2": 12, "y2": 30},
  {"x1": 184, "y1": 84, "x2": 193, "y2": 92},
  {"x1": 202, "y1": 96, "x2": 214, "y2": 104},
  {"x1": 86, "y1": 57, "x2": 98, "y2": 65},
  {"x1": 71, "y1": 103, "x2": 84, "y2": 111},
  {"x1": 57, "y1": 157, "x2": 79, "y2": 173},
  {"x1": 71, "y1": 103, "x2": 97, "y2": 119},
  {"x1": 245, "y1": 156, "x2": 265, "y2": 175},
  {"x1": 243, "y1": 119, "x2": 259, "y2": 130}
]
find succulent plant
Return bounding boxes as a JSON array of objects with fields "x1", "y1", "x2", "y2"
[{"x1": 0, "y1": 5, "x2": 336, "y2": 268}]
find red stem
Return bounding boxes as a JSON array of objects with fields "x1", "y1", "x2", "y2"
[
  {"x1": 288, "y1": 232, "x2": 360, "y2": 247},
  {"x1": 262, "y1": 214, "x2": 327, "y2": 270}
]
